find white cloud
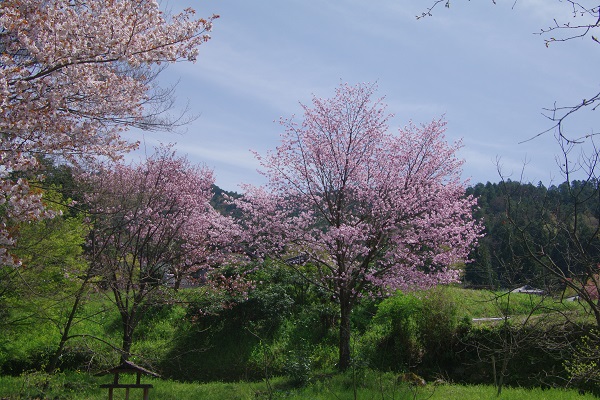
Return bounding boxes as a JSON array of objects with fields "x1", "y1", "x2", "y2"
[{"x1": 148, "y1": 0, "x2": 600, "y2": 190}]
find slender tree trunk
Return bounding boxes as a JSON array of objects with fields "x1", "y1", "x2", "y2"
[
  {"x1": 119, "y1": 302, "x2": 137, "y2": 363},
  {"x1": 121, "y1": 323, "x2": 134, "y2": 363},
  {"x1": 46, "y1": 295, "x2": 81, "y2": 373},
  {"x1": 46, "y1": 273, "x2": 91, "y2": 374},
  {"x1": 497, "y1": 352, "x2": 510, "y2": 397},
  {"x1": 491, "y1": 355, "x2": 497, "y2": 389},
  {"x1": 497, "y1": 320, "x2": 512, "y2": 397},
  {"x1": 339, "y1": 295, "x2": 352, "y2": 371}
]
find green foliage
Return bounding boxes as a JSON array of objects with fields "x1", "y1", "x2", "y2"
[
  {"x1": 9, "y1": 170, "x2": 600, "y2": 395},
  {"x1": 2, "y1": 185, "x2": 88, "y2": 302},
  {"x1": 360, "y1": 288, "x2": 462, "y2": 372},
  {"x1": 364, "y1": 291, "x2": 424, "y2": 370},
  {"x1": 0, "y1": 264, "x2": 591, "y2": 393},
  {"x1": 243, "y1": 262, "x2": 338, "y2": 382},
  {"x1": 210, "y1": 184, "x2": 243, "y2": 219},
  {"x1": 416, "y1": 288, "x2": 461, "y2": 369},
  {"x1": 1, "y1": 292, "x2": 123, "y2": 376},
  {"x1": 0, "y1": 185, "x2": 97, "y2": 374},
  {"x1": 564, "y1": 329, "x2": 600, "y2": 394},
  {"x1": 155, "y1": 262, "x2": 313, "y2": 382},
  {"x1": 129, "y1": 303, "x2": 189, "y2": 367},
  {"x1": 156, "y1": 296, "x2": 259, "y2": 381},
  {"x1": 11, "y1": 217, "x2": 87, "y2": 296},
  {"x1": 282, "y1": 340, "x2": 313, "y2": 386}
]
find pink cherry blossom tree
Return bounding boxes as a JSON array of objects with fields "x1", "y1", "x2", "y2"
[
  {"x1": 236, "y1": 83, "x2": 483, "y2": 370},
  {"x1": 0, "y1": 0, "x2": 217, "y2": 265},
  {"x1": 81, "y1": 147, "x2": 240, "y2": 361}
]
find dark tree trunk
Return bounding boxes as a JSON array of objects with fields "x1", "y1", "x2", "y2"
[
  {"x1": 46, "y1": 272, "x2": 92, "y2": 374},
  {"x1": 46, "y1": 293, "x2": 82, "y2": 374},
  {"x1": 593, "y1": 298, "x2": 600, "y2": 328},
  {"x1": 119, "y1": 299, "x2": 137, "y2": 363},
  {"x1": 338, "y1": 294, "x2": 352, "y2": 371},
  {"x1": 121, "y1": 323, "x2": 134, "y2": 363}
]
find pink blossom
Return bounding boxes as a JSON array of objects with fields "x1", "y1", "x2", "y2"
[
  {"x1": 81, "y1": 146, "x2": 243, "y2": 292},
  {"x1": 235, "y1": 82, "x2": 484, "y2": 369}
]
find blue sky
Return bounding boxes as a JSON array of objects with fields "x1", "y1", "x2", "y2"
[{"x1": 130, "y1": 1, "x2": 599, "y2": 192}]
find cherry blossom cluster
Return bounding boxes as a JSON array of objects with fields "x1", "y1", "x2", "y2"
[
  {"x1": 80, "y1": 147, "x2": 241, "y2": 293},
  {"x1": 237, "y1": 83, "x2": 484, "y2": 298},
  {"x1": 0, "y1": 0, "x2": 217, "y2": 265}
]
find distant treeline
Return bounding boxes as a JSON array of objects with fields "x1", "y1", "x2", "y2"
[{"x1": 465, "y1": 180, "x2": 600, "y2": 289}]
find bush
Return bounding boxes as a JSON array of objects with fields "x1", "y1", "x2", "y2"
[
  {"x1": 564, "y1": 329, "x2": 600, "y2": 395},
  {"x1": 360, "y1": 291, "x2": 424, "y2": 371},
  {"x1": 359, "y1": 288, "x2": 461, "y2": 374},
  {"x1": 417, "y1": 288, "x2": 461, "y2": 370},
  {"x1": 284, "y1": 341, "x2": 313, "y2": 386}
]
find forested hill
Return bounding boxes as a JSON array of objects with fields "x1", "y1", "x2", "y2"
[
  {"x1": 210, "y1": 180, "x2": 600, "y2": 290},
  {"x1": 465, "y1": 180, "x2": 600, "y2": 288},
  {"x1": 210, "y1": 185, "x2": 243, "y2": 219}
]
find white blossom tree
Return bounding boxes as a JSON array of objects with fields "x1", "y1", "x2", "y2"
[{"x1": 0, "y1": 0, "x2": 217, "y2": 264}]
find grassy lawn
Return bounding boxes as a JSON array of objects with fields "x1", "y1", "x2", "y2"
[
  {"x1": 0, "y1": 371, "x2": 595, "y2": 400},
  {"x1": 441, "y1": 286, "x2": 584, "y2": 320}
]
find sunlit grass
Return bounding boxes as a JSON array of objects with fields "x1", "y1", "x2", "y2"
[{"x1": 441, "y1": 286, "x2": 583, "y2": 320}]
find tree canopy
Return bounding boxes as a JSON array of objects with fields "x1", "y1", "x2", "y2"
[
  {"x1": 236, "y1": 82, "x2": 483, "y2": 369},
  {"x1": 0, "y1": 0, "x2": 217, "y2": 265}
]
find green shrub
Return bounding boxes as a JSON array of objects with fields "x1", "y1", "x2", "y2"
[
  {"x1": 564, "y1": 329, "x2": 600, "y2": 395},
  {"x1": 361, "y1": 291, "x2": 424, "y2": 370},
  {"x1": 284, "y1": 342, "x2": 313, "y2": 386},
  {"x1": 415, "y1": 288, "x2": 460, "y2": 370},
  {"x1": 359, "y1": 288, "x2": 461, "y2": 374}
]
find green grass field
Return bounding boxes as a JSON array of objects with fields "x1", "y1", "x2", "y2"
[
  {"x1": 0, "y1": 370, "x2": 595, "y2": 400},
  {"x1": 441, "y1": 286, "x2": 583, "y2": 319}
]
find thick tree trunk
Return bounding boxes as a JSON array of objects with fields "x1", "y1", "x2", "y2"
[{"x1": 338, "y1": 296, "x2": 352, "y2": 371}]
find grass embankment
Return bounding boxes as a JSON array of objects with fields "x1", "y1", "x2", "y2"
[{"x1": 0, "y1": 286, "x2": 593, "y2": 398}]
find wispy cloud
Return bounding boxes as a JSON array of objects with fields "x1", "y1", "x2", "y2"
[{"x1": 148, "y1": 0, "x2": 600, "y2": 191}]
